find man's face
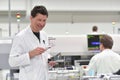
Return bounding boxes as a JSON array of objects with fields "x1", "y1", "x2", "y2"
[{"x1": 30, "y1": 13, "x2": 47, "y2": 32}]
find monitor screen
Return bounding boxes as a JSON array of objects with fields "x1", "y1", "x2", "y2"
[{"x1": 87, "y1": 35, "x2": 103, "y2": 52}]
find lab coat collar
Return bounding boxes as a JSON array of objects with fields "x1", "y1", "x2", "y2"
[
  {"x1": 27, "y1": 25, "x2": 46, "y2": 45},
  {"x1": 27, "y1": 25, "x2": 40, "y2": 44},
  {"x1": 101, "y1": 49, "x2": 112, "y2": 53},
  {"x1": 103, "y1": 49, "x2": 111, "y2": 51}
]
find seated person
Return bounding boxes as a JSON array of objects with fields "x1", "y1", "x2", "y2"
[
  {"x1": 113, "y1": 69, "x2": 120, "y2": 75},
  {"x1": 87, "y1": 34, "x2": 120, "y2": 75}
]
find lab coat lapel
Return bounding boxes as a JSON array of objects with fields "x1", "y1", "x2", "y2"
[
  {"x1": 28, "y1": 26, "x2": 40, "y2": 46},
  {"x1": 39, "y1": 31, "x2": 46, "y2": 48}
]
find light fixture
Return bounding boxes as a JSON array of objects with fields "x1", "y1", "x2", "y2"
[{"x1": 112, "y1": 21, "x2": 116, "y2": 25}]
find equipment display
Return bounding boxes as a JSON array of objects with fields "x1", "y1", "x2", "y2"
[{"x1": 87, "y1": 35, "x2": 103, "y2": 52}]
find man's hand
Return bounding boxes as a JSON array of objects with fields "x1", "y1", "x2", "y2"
[
  {"x1": 48, "y1": 61, "x2": 56, "y2": 67},
  {"x1": 29, "y1": 47, "x2": 45, "y2": 58}
]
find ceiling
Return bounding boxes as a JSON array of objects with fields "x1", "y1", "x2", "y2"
[{"x1": 0, "y1": 0, "x2": 120, "y2": 23}]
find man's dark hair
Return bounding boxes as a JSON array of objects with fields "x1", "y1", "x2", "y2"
[
  {"x1": 31, "y1": 5, "x2": 48, "y2": 18},
  {"x1": 100, "y1": 35, "x2": 113, "y2": 49},
  {"x1": 92, "y1": 26, "x2": 98, "y2": 32}
]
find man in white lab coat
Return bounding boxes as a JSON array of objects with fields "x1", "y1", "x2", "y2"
[
  {"x1": 87, "y1": 34, "x2": 120, "y2": 75},
  {"x1": 9, "y1": 5, "x2": 55, "y2": 80}
]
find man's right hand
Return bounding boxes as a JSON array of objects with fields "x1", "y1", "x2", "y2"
[{"x1": 29, "y1": 47, "x2": 46, "y2": 58}]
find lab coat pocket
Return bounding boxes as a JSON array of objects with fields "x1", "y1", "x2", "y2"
[{"x1": 24, "y1": 65, "x2": 33, "y2": 72}]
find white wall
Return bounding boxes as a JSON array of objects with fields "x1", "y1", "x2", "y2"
[
  {"x1": 44, "y1": 23, "x2": 117, "y2": 35},
  {"x1": 0, "y1": 28, "x2": 2, "y2": 37},
  {"x1": 0, "y1": 0, "x2": 26, "y2": 11},
  {"x1": 0, "y1": 22, "x2": 120, "y2": 37}
]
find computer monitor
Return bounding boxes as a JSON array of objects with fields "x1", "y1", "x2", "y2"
[{"x1": 87, "y1": 34, "x2": 103, "y2": 52}]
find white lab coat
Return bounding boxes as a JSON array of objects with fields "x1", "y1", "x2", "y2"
[
  {"x1": 88, "y1": 49, "x2": 120, "y2": 75},
  {"x1": 9, "y1": 26, "x2": 51, "y2": 80}
]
